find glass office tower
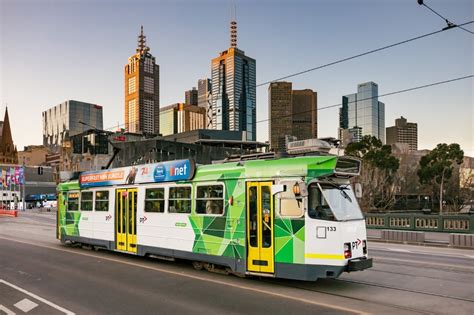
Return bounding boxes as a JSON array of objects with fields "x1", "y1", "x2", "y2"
[{"x1": 340, "y1": 82, "x2": 385, "y2": 143}]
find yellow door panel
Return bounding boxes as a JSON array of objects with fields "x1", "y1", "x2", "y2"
[
  {"x1": 247, "y1": 182, "x2": 274, "y2": 274},
  {"x1": 247, "y1": 183, "x2": 260, "y2": 272},
  {"x1": 127, "y1": 189, "x2": 137, "y2": 253}
]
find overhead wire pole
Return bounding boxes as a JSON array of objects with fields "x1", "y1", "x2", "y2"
[
  {"x1": 257, "y1": 20, "x2": 474, "y2": 86},
  {"x1": 417, "y1": 0, "x2": 474, "y2": 34}
]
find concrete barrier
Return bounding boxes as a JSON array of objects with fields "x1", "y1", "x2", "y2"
[
  {"x1": 381, "y1": 230, "x2": 425, "y2": 243},
  {"x1": 449, "y1": 233, "x2": 474, "y2": 248},
  {"x1": 0, "y1": 209, "x2": 18, "y2": 217}
]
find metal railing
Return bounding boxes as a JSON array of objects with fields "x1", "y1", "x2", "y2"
[{"x1": 365, "y1": 213, "x2": 474, "y2": 234}]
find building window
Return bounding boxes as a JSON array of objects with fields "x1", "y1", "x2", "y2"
[
  {"x1": 67, "y1": 192, "x2": 79, "y2": 211},
  {"x1": 144, "y1": 57, "x2": 154, "y2": 73},
  {"x1": 95, "y1": 191, "x2": 109, "y2": 211},
  {"x1": 128, "y1": 77, "x2": 136, "y2": 94},
  {"x1": 145, "y1": 188, "x2": 165, "y2": 213},
  {"x1": 144, "y1": 77, "x2": 154, "y2": 94},
  {"x1": 196, "y1": 184, "x2": 224, "y2": 215},
  {"x1": 169, "y1": 186, "x2": 191, "y2": 213}
]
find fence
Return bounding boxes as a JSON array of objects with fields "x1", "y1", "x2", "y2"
[{"x1": 365, "y1": 213, "x2": 474, "y2": 234}]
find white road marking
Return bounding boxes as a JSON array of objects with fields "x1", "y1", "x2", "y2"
[
  {"x1": 0, "y1": 280, "x2": 75, "y2": 315},
  {"x1": 14, "y1": 299, "x2": 38, "y2": 313},
  {"x1": 0, "y1": 305, "x2": 16, "y2": 315},
  {"x1": 0, "y1": 236, "x2": 361, "y2": 314}
]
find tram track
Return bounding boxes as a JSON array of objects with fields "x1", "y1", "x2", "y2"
[
  {"x1": 334, "y1": 278, "x2": 474, "y2": 303},
  {"x1": 262, "y1": 279, "x2": 436, "y2": 315},
  {"x1": 366, "y1": 266, "x2": 474, "y2": 283}
]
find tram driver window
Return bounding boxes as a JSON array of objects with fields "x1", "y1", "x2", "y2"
[
  {"x1": 67, "y1": 192, "x2": 79, "y2": 211},
  {"x1": 80, "y1": 191, "x2": 93, "y2": 211},
  {"x1": 169, "y1": 186, "x2": 191, "y2": 213},
  {"x1": 145, "y1": 188, "x2": 165, "y2": 213},
  {"x1": 279, "y1": 181, "x2": 304, "y2": 217},
  {"x1": 196, "y1": 185, "x2": 224, "y2": 215},
  {"x1": 95, "y1": 191, "x2": 109, "y2": 211},
  {"x1": 308, "y1": 184, "x2": 335, "y2": 221}
]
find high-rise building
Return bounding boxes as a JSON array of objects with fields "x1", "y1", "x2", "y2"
[
  {"x1": 185, "y1": 87, "x2": 198, "y2": 106},
  {"x1": 268, "y1": 82, "x2": 292, "y2": 151},
  {"x1": 339, "y1": 81, "x2": 385, "y2": 143},
  {"x1": 210, "y1": 15, "x2": 256, "y2": 141},
  {"x1": 0, "y1": 107, "x2": 18, "y2": 164},
  {"x1": 197, "y1": 78, "x2": 212, "y2": 128},
  {"x1": 125, "y1": 26, "x2": 160, "y2": 134},
  {"x1": 386, "y1": 116, "x2": 418, "y2": 151},
  {"x1": 292, "y1": 89, "x2": 317, "y2": 141},
  {"x1": 159, "y1": 103, "x2": 205, "y2": 136},
  {"x1": 268, "y1": 82, "x2": 318, "y2": 151},
  {"x1": 42, "y1": 100, "x2": 103, "y2": 151}
]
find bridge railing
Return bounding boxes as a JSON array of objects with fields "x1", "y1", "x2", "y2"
[{"x1": 365, "y1": 213, "x2": 474, "y2": 234}]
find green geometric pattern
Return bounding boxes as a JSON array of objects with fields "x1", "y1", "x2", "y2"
[
  {"x1": 189, "y1": 172, "x2": 246, "y2": 259},
  {"x1": 275, "y1": 218, "x2": 305, "y2": 264},
  {"x1": 63, "y1": 211, "x2": 81, "y2": 236}
]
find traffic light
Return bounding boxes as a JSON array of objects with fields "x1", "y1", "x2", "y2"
[{"x1": 38, "y1": 166, "x2": 43, "y2": 175}]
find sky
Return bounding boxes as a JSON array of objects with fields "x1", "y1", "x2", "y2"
[{"x1": 1, "y1": 0, "x2": 473, "y2": 155}]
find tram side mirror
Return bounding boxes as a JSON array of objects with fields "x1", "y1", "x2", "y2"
[
  {"x1": 272, "y1": 184, "x2": 286, "y2": 195},
  {"x1": 354, "y1": 183, "x2": 362, "y2": 198}
]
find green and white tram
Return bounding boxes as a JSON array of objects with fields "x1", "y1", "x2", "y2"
[{"x1": 57, "y1": 155, "x2": 372, "y2": 281}]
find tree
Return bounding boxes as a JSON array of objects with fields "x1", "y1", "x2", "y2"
[
  {"x1": 345, "y1": 136, "x2": 399, "y2": 210},
  {"x1": 417, "y1": 143, "x2": 464, "y2": 214}
]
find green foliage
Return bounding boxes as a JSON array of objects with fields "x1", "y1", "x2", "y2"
[
  {"x1": 345, "y1": 136, "x2": 399, "y2": 173},
  {"x1": 418, "y1": 143, "x2": 464, "y2": 185},
  {"x1": 345, "y1": 136, "x2": 399, "y2": 210}
]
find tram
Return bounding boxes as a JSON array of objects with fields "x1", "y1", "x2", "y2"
[{"x1": 56, "y1": 155, "x2": 372, "y2": 281}]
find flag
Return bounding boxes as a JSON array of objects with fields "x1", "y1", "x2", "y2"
[
  {"x1": 1, "y1": 169, "x2": 6, "y2": 188},
  {"x1": 5, "y1": 169, "x2": 10, "y2": 186},
  {"x1": 14, "y1": 167, "x2": 20, "y2": 185},
  {"x1": 19, "y1": 167, "x2": 25, "y2": 185}
]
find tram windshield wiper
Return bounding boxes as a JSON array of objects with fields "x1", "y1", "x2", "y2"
[{"x1": 321, "y1": 181, "x2": 352, "y2": 203}]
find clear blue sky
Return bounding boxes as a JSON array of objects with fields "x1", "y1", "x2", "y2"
[{"x1": 1, "y1": 0, "x2": 473, "y2": 155}]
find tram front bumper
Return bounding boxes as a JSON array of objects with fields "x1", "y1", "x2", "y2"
[{"x1": 347, "y1": 257, "x2": 373, "y2": 271}]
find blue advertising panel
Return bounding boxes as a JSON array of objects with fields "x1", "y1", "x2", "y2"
[{"x1": 79, "y1": 159, "x2": 196, "y2": 188}]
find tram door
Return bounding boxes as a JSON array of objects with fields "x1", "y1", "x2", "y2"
[
  {"x1": 246, "y1": 182, "x2": 274, "y2": 273},
  {"x1": 115, "y1": 189, "x2": 137, "y2": 253}
]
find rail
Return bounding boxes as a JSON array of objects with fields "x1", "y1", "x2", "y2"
[{"x1": 365, "y1": 213, "x2": 474, "y2": 234}]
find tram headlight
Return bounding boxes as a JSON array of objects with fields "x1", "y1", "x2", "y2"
[
  {"x1": 344, "y1": 242, "x2": 352, "y2": 259},
  {"x1": 362, "y1": 240, "x2": 367, "y2": 255}
]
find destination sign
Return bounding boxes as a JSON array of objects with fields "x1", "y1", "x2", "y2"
[{"x1": 79, "y1": 159, "x2": 196, "y2": 188}]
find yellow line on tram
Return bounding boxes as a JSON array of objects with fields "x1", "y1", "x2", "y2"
[{"x1": 305, "y1": 253, "x2": 345, "y2": 260}]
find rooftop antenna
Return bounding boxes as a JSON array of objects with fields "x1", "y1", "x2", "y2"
[
  {"x1": 230, "y1": 1, "x2": 237, "y2": 48},
  {"x1": 137, "y1": 25, "x2": 150, "y2": 54}
]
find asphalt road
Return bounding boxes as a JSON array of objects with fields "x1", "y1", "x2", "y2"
[{"x1": 1, "y1": 212, "x2": 473, "y2": 315}]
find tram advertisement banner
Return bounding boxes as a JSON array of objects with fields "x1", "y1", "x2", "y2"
[{"x1": 79, "y1": 159, "x2": 196, "y2": 188}]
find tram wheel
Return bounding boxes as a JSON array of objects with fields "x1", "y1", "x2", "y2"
[{"x1": 192, "y1": 261, "x2": 204, "y2": 270}]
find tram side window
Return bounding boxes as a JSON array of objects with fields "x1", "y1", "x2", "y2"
[
  {"x1": 169, "y1": 186, "x2": 191, "y2": 213},
  {"x1": 196, "y1": 185, "x2": 224, "y2": 215},
  {"x1": 80, "y1": 191, "x2": 93, "y2": 211},
  {"x1": 145, "y1": 188, "x2": 165, "y2": 213},
  {"x1": 279, "y1": 181, "x2": 304, "y2": 217},
  {"x1": 67, "y1": 192, "x2": 79, "y2": 211},
  {"x1": 95, "y1": 191, "x2": 109, "y2": 211}
]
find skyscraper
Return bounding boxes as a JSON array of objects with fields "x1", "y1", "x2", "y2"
[
  {"x1": 210, "y1": 14, "x2": 256, "y2": 141},
  {"x1": 339, "y1": 82, "x2": 385, "y2": 143},
  {"x1": 125, "y1": 26, "x2": 160, "y2": 134},
  {"x1": 197, "y1": 78, "x2": 212, "y2": 128},
  {"x1": 268, "y1": 82, "x2": 318, "y2": 151},
  {"x1": 292, "y1": 89, "x2": 317, "y2": 141},
  {"x1": 386, "y1": 116, "x2": 418, "y2": 151},
  {"x1": 185, "y1": 87, "x2": 198, "y2": 106}
]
